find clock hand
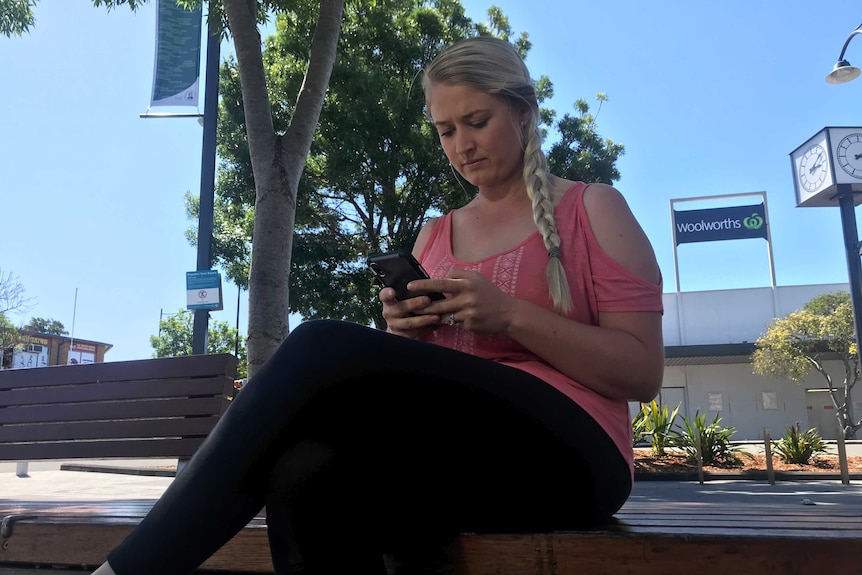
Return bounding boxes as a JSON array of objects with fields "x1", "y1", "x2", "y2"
[{"x1": 855, "y1": 153, "x2": 862, "y2": 161}]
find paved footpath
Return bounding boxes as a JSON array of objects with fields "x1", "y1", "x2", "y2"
[
  {"x1": 631, "y1": 478, "x2": 862, "y2": 506},
  {"x1": 2, "y1": 459, "x2": 861, "y2": 506},
  {"x1": 1, "y1": 460, "x2": 175, "y2": 501}
]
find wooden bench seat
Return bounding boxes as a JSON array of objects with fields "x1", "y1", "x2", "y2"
[
  {"x1": 2, "y1": 356, "x2": 860, "y2": 573},
  {"x1": 0, "y1": 354, "x2": 237, "y2": 465},
  {"x1": 1, "y1": 497, "x2": 860, "y2": 574}
]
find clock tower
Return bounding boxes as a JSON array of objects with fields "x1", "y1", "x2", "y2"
[{"x1": 791, "y1": 127, "x2": 862, "y2": 207}]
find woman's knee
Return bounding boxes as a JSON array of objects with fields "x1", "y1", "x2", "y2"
[
  {"x1": 268, "y1": 439, "x2": 336, "y2": 500},
  {"x1": 280, "y1": 320, "x2": 375, "y2": 360}
]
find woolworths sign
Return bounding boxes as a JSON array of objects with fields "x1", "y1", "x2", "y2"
[{"x1": 673, "y1": 204, "x2": 768, "y2": 245}]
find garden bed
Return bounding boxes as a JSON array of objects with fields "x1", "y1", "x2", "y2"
[{"x1": 634, "y1": 448, "x2": 862, "y2": 474}]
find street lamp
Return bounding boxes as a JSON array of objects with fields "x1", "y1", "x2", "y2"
[
  {"x1": 826, "y1": 22, "x2": 862, "y2": 84},
  {"x1": 820, "y1": 22, "x2": 862, "y2": 444}
]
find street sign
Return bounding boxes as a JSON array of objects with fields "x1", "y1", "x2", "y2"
[{"x1": 186, "y1": 270, "x2": 223, "y2": 311}]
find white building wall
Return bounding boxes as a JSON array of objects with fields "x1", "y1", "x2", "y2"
[
  {"x1": 657, "y1": 282, "x2": 853, "y2": 440},
  {"x1": 680, "y1": 363, "x2": 810, "y2": 440},
  {"x1": 662, "y1": 283, "x2": 848, "y2": 346}
]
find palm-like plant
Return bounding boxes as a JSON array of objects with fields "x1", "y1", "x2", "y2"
[
  {"x1": 632, "y1": 400, "x2": 680, "y2": 457},
  {"x1": 772, "y1": 423, "x2": 827, "y2": 464},
  {"x1": 672, "y1": 412, "x2": 751, "y2": 466}
]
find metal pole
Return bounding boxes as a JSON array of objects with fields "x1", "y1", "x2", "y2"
[
  {"x1": 235, "y1": 286, "x2": 241, "y2": 358},
  {"x1": 763, "y1": 428, "x2": 775, "y2": 485},
  {"x1": 837, "y1": 188, "x2": 862, "y2": 432},
  {"x1": 192, "y1": 17, "x2": 220, "y2": 356}
]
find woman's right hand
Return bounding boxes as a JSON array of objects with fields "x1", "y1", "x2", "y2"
[{"x1": 380, "y1": 287, "x2": 440, "y2": 338}]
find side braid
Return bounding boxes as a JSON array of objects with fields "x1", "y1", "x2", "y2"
[{"x1": 522, "y1": 122, "x2": 573, "y2": 315}]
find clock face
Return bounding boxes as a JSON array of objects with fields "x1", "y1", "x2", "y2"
[
  {"x1": 837, "y1": 133, "x2": 862, "y2": 179},
  {"x1": 798, "y1": 143, "x2": 829, "y2": 192}
]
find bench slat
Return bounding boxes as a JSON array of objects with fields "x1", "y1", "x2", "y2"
[
  {"x1": 0, "y1": 397, "x2": 226, "y2": 425},
  {"x1": 1, "y1": 417, "x2": 220, "y2": 443},
  {"x1": 453, "y1": 532, "x2": 862, "y2": 574},
  {"x1": 0, "y1": 521, "x2": 274, "y2": 573},
  {"x1": 1, "y1": 376, "x2": 232, "y2": 407},
  {"x1": 1, "y1": 517, "x2": 859, "y2": 574},
  {"x1": 0, "y1": 354, "x2": 237, "y2": 391},
  {"x1": 0, "y1": 437, "x2": 206, "y2": 460}
]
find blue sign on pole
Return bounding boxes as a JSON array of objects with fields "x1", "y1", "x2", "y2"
[
  {"x1": 186, "y1": 270, "x2": 223, "y2": 311},
  {"x1": 673, "y1": 204, "x2": 768, "y2": 245}
]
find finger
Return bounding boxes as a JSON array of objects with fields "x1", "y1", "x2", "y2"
[
  {"x1": 407, "y1": 278, "x2": 457, "y2": 295},
  {"x1": 401, "y1": 295, "x2": 435, "y2": 314},
  {"x1": 379, "y1": 287, "x2": 398, "y2": 303},
  {"x1": 389, "y1": 312, "x2": 439, "y2": 332}
]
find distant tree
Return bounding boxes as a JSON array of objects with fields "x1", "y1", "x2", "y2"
[
  {"x1": 546, "y1": 93, "x2": 625, "y2": 184},
  {"x1": 0, "y1": 312, "x2": 18, "y2": 368},
  {"x1": 23, "y1": 317, "x2": 68, "y2": 335},
  {"x1": 0, "y1": 269, "x2": 31, "y2": 365},
  {"x1": 151, "y1": 308, "x2": 247, "y2": 378},
  {"x1": 752, "y1": 291, "x2": 861, "y2": 439},
  {"x1": 0, "y1": 268, "x2": 30, "y2": 316}
]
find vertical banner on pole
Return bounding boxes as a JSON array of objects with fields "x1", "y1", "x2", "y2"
[{"x1": 150, "y1": 0, "x2": 202, "y2": 108}]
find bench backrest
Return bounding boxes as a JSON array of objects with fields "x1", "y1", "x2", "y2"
[{"x1": 0, "y1": 354, "x2": 237, "y2": 461}]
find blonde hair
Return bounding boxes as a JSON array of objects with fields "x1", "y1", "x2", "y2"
[{"x1": 423, "y1": 36, "x2": 572, "y2": 314}]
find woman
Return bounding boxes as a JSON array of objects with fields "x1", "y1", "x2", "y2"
[{"x1": 92, "y1": 36, "x2": 663, "y2": 575}]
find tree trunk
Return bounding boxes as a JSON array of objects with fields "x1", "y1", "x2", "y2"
[{"x1": 223, "y1": 0, "x2": 344, "y2": 377}]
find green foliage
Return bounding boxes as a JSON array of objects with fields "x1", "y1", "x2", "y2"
[
  {"x1": 0, "y1": 0, "x2": 35, "y2": 37},
  {"x1": 205, "y1": 0, "x2": 481, "y2": 328},
  {"x1": 753, "y1": 291, "x2": 856, "y2": 381},
  {"x1": 22, "y1": 317, "x2": 68, "y2": 335},
  {"x1": 150, "y1": 308, "x2": 247, "y2": 378},
  {"x1": 632, "y1": 400, "x2": 680, "y2": 457},
  {"x1": 546, "y1": 94, "x2": 625, "y2": 184},
  {"x1": 752, "y1": 290, "x2": 861, "y2": 439},
  {"x1": 207, "y1": 1, "x2": 626, "y2": 329},
  {"x1": 772, "y1": 423, "x2": 827, "y2": 464},
  {"x1": 0, "y1": 312, "x2": 18, "y2": 352},
  {"x1": 672, "y1": 411, "x2": 749, "y2": 467}
]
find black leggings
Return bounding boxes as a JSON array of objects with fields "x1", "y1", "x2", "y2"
[{"x1": 107, "y1": 320, "x2": 630, "y2": 574}]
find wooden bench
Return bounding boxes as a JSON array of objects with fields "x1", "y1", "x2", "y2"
[
  {"x1": 0, "y1": 353, "x2": 237, "y2": 475},
  {"x1": 2, "y1": 355, "x2": 860, "y2": 573},
  {"x1": 0, "y1": 497, "x2": 860, "y2": 574}
]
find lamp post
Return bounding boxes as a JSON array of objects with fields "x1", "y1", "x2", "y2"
[
  {"x1": 826, "y1": 22, "x2": 862, "y2": 85},
  {"x1": 824, "y1": 21, "x2": 862, "y2": 438},
  {"x1": 191, "y1": 17, "x2": 221, "y2": 356}
]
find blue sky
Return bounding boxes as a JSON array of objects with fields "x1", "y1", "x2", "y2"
[{"x1": 2, "y1": 1, "x2": 861, "y2": 362}]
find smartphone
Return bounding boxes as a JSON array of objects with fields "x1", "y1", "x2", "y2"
[{"x1": 367, "y1": 250, "x2": 446, "y2": 301}]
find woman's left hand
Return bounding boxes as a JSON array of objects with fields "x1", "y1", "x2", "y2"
[{"x1": 409, "y1": 269, "x2": 517, "y2": 334}]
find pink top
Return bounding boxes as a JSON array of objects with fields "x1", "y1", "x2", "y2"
[{"x1": 416, "y1": 182, "x2": 663, "y2": 473}]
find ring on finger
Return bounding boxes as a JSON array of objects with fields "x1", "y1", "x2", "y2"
[{"x1": 447, "y1": 312, "x2": 456, "y2": 326}]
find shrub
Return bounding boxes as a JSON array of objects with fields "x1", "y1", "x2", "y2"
[
  {"x1": 672, "y1": 411, "x2": 751, "y2": 466},
  {"x1": 772, "y1": 423, "x2": 827, "y2": 464},
  {"x1": 632, "y1": 400, "x2": 680, "y2": 456}
]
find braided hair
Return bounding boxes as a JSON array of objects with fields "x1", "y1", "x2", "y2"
[{"x1": 423, "y1": 36, "x2": 572, "y2": 314}]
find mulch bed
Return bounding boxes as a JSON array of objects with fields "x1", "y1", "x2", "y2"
[{"x1": 634, "y1": 448, "x2": 862, "y2": 474}]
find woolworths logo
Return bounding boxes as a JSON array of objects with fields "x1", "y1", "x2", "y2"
[
  {"x1": 743, "y1": 213, "x2": 764, "y2": 230},
  {"x1": 675, "y1": 217, "x2": 743, "y2": 233},
  {"x1": 673, "y1": 203, "x2": 768, "y2": 245}
]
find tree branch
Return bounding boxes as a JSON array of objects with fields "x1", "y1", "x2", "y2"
[
  {"x1": 280, "y1": 0, "x2": 344, "y2": 169},
  {"x1": 223, "y1": 0, "x2": 276, "y2": 173}
]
